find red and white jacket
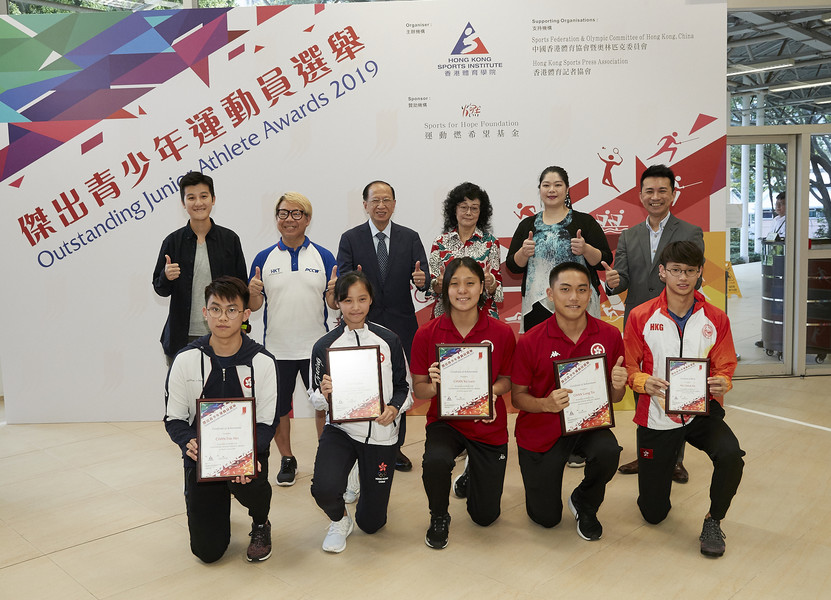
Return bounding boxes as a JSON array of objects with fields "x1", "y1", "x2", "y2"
[{"x1": 624, "y1": 289, "x2": 737, "y2": 430}]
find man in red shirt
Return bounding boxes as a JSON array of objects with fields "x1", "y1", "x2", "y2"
[
  {"x1": 512, "y1": 262, "x2": 628, "y2": 541},
  {"x1": 624, "y1": 241, "x2": 744, "y2": 557}
]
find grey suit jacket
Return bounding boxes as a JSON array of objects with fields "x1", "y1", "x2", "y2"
[{"x1": 606, "y1": 214, "x2": 704, "y2": 324}]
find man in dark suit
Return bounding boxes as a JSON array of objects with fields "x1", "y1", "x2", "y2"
[
  {"x1": 604, "y1": 164, "x2": 705, "y2": 480},
  {"x1": 337, "y1": 180, "x2": 430, "y2": 471}
]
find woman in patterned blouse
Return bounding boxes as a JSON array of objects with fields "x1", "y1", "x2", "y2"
[
  {"x1": 428, "y1": 182, "x2": 504, "y2": 319},
  {"x1": 506, "y1": 166, "x2": 612, "y2": 333}
]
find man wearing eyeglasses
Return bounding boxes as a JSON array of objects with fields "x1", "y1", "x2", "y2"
[
  {"x1": 337, "y1": 180, "x2": 431, "y2": 472},
  {"x1": 164, "y1": 276, "x2": 279, "y2": 563},
  {"x1": 248, "y1": 192, "x2": 338, "y2": 487},
  {"x1": 604, "y1": 164, "x2": 704, "y2": 480},
  {"x1": 623, "y1": 241, "x2": 743, "y2": 558}
]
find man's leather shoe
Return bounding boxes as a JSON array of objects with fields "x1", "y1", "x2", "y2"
[
  {"x1": 618, "y1": 459, "x2": 638, "y2": 475},
  {"x1": 672, "y1": 461, "x2": 689, "y2": 483},
  {"x1": 395, "y1": 450, "x2": 413, "y2": 472}
]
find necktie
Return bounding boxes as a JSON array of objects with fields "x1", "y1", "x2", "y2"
[{"x1": 376, "y1": 231, "x2": 388, "y2": 282}]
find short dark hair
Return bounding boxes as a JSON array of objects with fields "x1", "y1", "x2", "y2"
[
  {"x1": 538, "y1": 166, "x2": 570, "y2": 188},
  {"x1": 776, "y1": 191, "x2": 786, "y2": 201},
  {"x1": 659, "y1": 240, "x2": 704, "y2": 268},
  {"x1": 204, "y1": 276, "x2": 249, "y2": 308},
  {"x1": 441, "y1": 257, "x2": 486, "y2": 314},
  {"x1": 548, "y1": 261, "x2": 591, "y2": 287},
  {"x1": 334, "y1": 270, "x2": 374, "y2": 303},
  {"x1": 442, "y1": 182, "x2": 493, "y2": 233},
  {"x1": 640, "y1": 164, "x2": 675, "y2": 191},
  {"x1": 179, "y1": 171, "x2": 215, "y2": 204},
  {"x1": 362, "y1": 180, "x2": 396, "y2": 201}
]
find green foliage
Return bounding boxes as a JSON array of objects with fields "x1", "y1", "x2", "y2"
[{"x1": 9, "y1": 0, "x2": 124, "y2": 13}]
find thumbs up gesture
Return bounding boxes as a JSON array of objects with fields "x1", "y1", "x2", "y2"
[
  {"x1": 412, "y1": 260, "x2": 426, "y2": 288},
  {"x1": 570, "y1": 229, "x2": 586, "y2": 256},
  {"x1": 611, "y1": 356, "x2": 628, "y2": 391},
  {"x1": 164, "y1": 254, "x2": 180, "y2": 281},
  {"x1": 249, "y1": 266, "x2": 264, "y2": 296},
  {"x1": 326, "y1": 265, "x2": 337, "y2": 296},
  {"x1": 602, "y1": 260, "x2": 620, "y2": 290},
  {"x1": 520, "y1": 230, "x2": 536, "y2": 259}
]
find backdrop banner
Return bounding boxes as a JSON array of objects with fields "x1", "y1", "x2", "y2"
[{"x1": 0, "y1": 0, "x2": 726, "y2": 422}]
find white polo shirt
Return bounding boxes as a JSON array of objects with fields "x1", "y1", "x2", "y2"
[{"x1": 249, "y1": 237, "x2": 337, "y2": 360}]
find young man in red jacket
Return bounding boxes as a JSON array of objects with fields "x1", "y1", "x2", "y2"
[{"x1": 624, "y1": 241, "x2": 745, "y2": 557}]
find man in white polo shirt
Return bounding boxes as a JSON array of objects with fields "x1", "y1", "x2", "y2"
[{"x1": 249, "y1": 192, "x2": 338, "y2": 486}]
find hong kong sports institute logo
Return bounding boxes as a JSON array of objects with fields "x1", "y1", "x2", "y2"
[
  {"x1": 438, "y1": 23, "x2": 503, "y2": 75},
  {"x1": 451, "y1": 22, "x2": 490, "y2": 55}
]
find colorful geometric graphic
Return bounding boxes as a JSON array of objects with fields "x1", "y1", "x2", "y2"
[{"x1": 0, "y1": 8, "x2": 292, "y2": 183}]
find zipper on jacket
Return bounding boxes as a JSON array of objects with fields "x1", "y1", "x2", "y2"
[
  {"x1": 352, "y1": 329, "x2": 373, "y2": 444},
  {"x1": 674, "y1": 315, "x2": 687, "y2": 427}
]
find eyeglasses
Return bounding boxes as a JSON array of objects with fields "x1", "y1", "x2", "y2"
[
  {"x1": 457, "y1": 205, "x2": 481, "y2": 214},
  {"x1": 367, "y1": 198, "x2": 394, "y2": 206},
  {"x1": 277, "y1": 209, "x2": 306, "y2": 220},
  {"x1": 665, "y1": 267, "x2": 700, "y2": 278},
  {"x1": 207, "y1": 306, "x2": 244, "y2": 319}
]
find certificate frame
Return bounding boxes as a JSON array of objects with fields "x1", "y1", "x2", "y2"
[
  {"x1": 553, "y1": 354, "x2": 615, "y2": 435},
  {"x1": 196, "y1": 398, "x2": 257, "y2": 482},
  {"x1": 665, "y1": 357, "x2": 710, "y2": 415},
  {"x1": 435, "y1": 343, "x2": 493, "y2": 420},
  {"x1": 326, "y1": 345, "x2": 384, "y2": 423}
]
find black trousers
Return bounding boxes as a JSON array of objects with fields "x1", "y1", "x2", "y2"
[
  {"x1": 518, "y1": 429, "x2": 621, "y2": 528},
  {"x1": 183, "y1": 451, "x2": 271, "y2": 563},
  {"x1": 637, "y1": 402, "x2": 744, "y2": 523},
  {"x1": 310, "y1": 425, "x2": 397, "y2": 534},
  {"x1": 421, "y1": 421, "x2": 507, "y2": 526},
  {"x1": 276, "y1": 359, "x2": 310, "y2": 418}
]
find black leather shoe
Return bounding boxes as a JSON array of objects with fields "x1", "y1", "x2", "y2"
[
  {"x1": 395, "y1": 450, "x2": 413, "y2": 472},
  {"x1": 618, "y1": 459, "x2": 638, "y2": 475},
  {"x1": 672, "y1": 461, "x2": 689, "y2": 484}
]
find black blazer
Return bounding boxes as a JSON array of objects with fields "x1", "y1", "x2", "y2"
[
  {"x1": 152, "y1": 219, "x2": 247, "y2": 356},
  {"x1": 337, "y1": 221, "x2": 429, "y2": 358}
]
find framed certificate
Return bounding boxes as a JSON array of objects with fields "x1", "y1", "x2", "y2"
[
  {"x1": 326, "y1": 346, "x2": 384, "y2": 423},
  {"x1": 665, "y1": 357, "x2": 710, "y2": 415},
  {"x1": 436, "y1": 344, "x2": 493, "y2": 420},
  {"x1": 196, "y1": 398, "x2": 257, "y2": 482},
  {"x1": 553, "y1": 355, "x2": 614, "y2": 435}
]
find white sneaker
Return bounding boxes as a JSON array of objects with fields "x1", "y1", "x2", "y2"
[
  {"x1": 322, "y1": 512, "x2": 354, "y2": 553},
  {"x1": 343, "y1": 462, "x2": 360, "y2": 504}
]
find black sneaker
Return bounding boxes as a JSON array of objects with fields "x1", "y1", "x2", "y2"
[
  {"x1": 425, "y1": 513, "x2": 451, "y2": 549},
  {"x1": 276, "y1": 456, "x2": 297, "y2": 486},
  {"x1": 699, "y1": 517, "x2": 726, "y2": 557},
  {"x1": 247, "y1": 521, "x2": 272, "y2": 562},
  {"x1": 568, "y1": 493, "x2": 602, "y2": 541},
  {"x1": 566, "y1": 453, "x2": 586, "y2": 468},
  {"x1": 453, "y1": 458, "x2": 469, "y2": 498}
]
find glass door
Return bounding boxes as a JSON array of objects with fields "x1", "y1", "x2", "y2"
[
  {"x1": 800, "y1": 133, "x2": 831, "y2": 373},
  {"x1": 726, "y1": 135, "x2": 794, "y2": 376}
]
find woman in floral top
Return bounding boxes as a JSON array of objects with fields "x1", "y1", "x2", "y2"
[{"x1": 428, "y1": 182, "x2": 503, "y2": 319}]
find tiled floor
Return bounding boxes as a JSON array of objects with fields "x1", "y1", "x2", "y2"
[{"x1": 1, "y1": 374, "x2": 830, "y2": 599}]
